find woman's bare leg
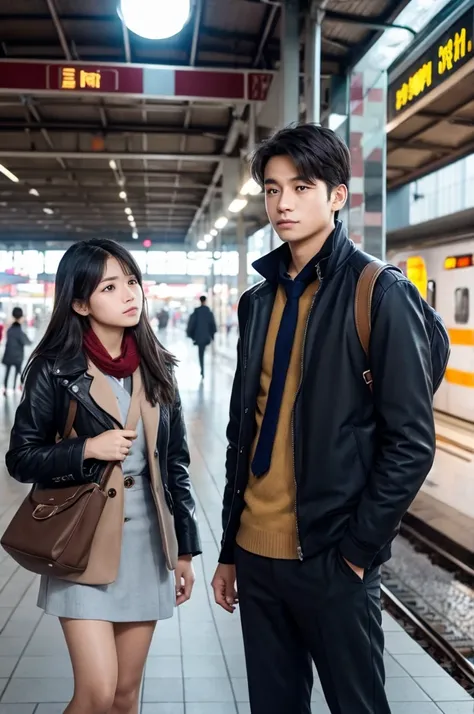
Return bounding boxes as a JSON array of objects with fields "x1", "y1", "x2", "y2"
[
  {"x1": 60, "y1": 618, "x2": 118, "y2": 714},
  {"x1": 111, "y1": 621, "x2": 157, "y2": 714}
]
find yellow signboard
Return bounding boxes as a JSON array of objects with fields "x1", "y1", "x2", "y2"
[
  {"x1": 389, "y1": 10, "x2": 474, "y2": 120},
  {"x1": 61, "y1": 67, "x2": 101, "y2": 91}
]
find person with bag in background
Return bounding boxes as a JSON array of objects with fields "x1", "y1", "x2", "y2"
[
  {"x1": 211, "y1": 123, "x2": 450, "y2": 714},
  {"x1": 186, "y1": 295, "x2": 217, "y2": 378},
  {"x1": 2, "y1": 306, "x2": 31, "y2": 394},
  {"x1": 4, "y1": 238, "x2": 201, "y2": 714}
]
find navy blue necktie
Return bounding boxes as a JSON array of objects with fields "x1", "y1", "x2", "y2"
[{"x1": 251, "y1": 279, "x2": 307, "y2": 478}]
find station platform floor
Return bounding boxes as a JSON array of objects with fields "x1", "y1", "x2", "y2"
[{"x1": 0, "y1": 330, "x2": 472, "y2": 713}]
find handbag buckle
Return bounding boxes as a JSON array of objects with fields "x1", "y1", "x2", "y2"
[{"x1": 33, "y1": 504, "x2": 59, "y2": 520}]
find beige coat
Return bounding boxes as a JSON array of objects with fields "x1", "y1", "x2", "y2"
[{"x1": 62, "y1": 362, "x2": 178, "y2": 585}]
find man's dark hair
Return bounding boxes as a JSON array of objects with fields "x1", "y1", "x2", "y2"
[
  {"x1": 251, "y1": 123, "x2": 351, "y2": 198},
  {"x1": 200, "y1": 296, "x2": 207, "y2": 304},
  {"x1": 12, "y1": 307, "x2": 23, "y2": 320}
]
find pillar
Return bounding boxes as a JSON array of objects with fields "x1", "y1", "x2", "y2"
[
  {"x1": 280, "y1": 0, "x2": 300, "y2": 127},
  {"x1": 329, "y1": 54, "x2": 387, "y2": 259},
  {"x1": 347, "y1": 64, "x2": 387, "y2": 259},
  {"x1": 304, "y1": 5, "x2": 324, "y2": 124}
]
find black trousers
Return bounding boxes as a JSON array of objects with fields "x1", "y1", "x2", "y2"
[
  {"x1": 198, "y1": 344, "x2": 206, "y2": 376},
  {"x1": 4, "y1": 363, "x2": 22, "y2": 390},
  {"x1": 235, "y1": 545, "x2": 391, "y2": 714}
]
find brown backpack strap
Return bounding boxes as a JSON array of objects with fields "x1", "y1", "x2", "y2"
[
  {"x1": 62, "y1": 399, "x2": 77, "y2": 440},
  {"x1": 354, "y1": 259, "x2": 387, "y2": 391}
]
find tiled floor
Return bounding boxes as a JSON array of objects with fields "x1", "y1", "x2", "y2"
[{"x1": 0, "y1": 330, "x2": 472, "y2": 713}]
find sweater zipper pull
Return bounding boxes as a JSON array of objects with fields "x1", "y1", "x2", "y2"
[{"x1": 297, "y1": 545, "x2": 304, "y2": 561}]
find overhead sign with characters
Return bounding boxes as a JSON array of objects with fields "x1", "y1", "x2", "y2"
[{"x1": 388, "y1": 8, "x2": 474, "y2": 122}]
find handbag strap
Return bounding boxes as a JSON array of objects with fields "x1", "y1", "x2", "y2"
[{"x1": 63, "y1": 399, "x2": 77, "y2": 440}]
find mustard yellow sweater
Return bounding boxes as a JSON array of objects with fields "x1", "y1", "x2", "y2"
[{"x1": 236, "y1": 280, "x2": 319, "y2": 559}]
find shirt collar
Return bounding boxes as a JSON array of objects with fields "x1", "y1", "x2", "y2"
[{"x1": 278, "y1": 227, "x2": 334, "y2": 287}]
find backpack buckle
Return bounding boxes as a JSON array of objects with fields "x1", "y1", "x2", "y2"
[{"x1": 363, "y1": 370, "x2": 373, "y2": 386}]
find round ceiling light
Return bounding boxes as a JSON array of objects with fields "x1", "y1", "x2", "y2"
[{"x1": 119, "y1": 0, "x2": 191, "y2": 40}]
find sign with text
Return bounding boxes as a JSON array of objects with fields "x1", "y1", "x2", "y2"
[
  {"x1": 388, "y1": 8, "x2": 474, "y2": 121},
  {"x1": 0, "y1": 61, "x2": 273, "y2": 103}
]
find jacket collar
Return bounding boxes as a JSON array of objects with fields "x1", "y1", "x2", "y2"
[
  {"x1": 52, "y1": 349, "x2": 88, "y2": 378},
  {"x1": 252, "y1": 220, "x2": 354, "y2": 285}
]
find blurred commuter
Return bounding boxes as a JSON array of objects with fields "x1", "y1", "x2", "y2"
[
  {"x1": 212, "y1": 124, "x2": 449, "y2": 714},
  {"x1": 2, "y1": 307, "x2": 31, "y2": 394},
  {"x1": 186, "y1": 295, "x2": 217, "y2": 378},
  {"x1": 157, "y1": 307, "x2": 169, "y2": 330},
  {"x1": 5, "y1": 239, "x2": 201, "y2": 714}
]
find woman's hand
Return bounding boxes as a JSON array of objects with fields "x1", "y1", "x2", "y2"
[
  {"x1": 84, "y1": 430, "x2": 137, "y2": 462},
  {"x1": 175, "y1": 555, "x2": 195, "y2": 606}
]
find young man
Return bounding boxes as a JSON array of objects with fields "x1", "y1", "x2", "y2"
[
  {"x1": 186, "y1": 295, "x2": 217, "y2": 378},
  {"x1": 211, "y1": 124, "x2": 441, "y2": 714}
]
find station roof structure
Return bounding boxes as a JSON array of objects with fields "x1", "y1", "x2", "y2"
[
  {"x1": 386, "y1": 2, "x2": 474, "y2": 190},
  {"x1": 0, "y1": 0, "x2": 411, "y2": 247}
]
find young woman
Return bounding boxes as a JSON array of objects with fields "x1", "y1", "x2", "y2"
[{"x1": 5, "y1": 239, "x2": 202, "y2": 714}]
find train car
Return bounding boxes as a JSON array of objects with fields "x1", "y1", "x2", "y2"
[{"x1": 389, "y1": 240, "x2": 474, "y2": 423}]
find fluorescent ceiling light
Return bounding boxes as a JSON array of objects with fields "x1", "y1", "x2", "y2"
[
  {"x1": 109, "y1": 159, "x2": 117, "y2": 170},
  {"x1": 210, "y1": 228, "x2": 218, "y2": 236},
  {"x1": 132, "y1": 231, "x2": 138, "y2": 239},
  {"x1": 240, "y1": 178, "x2": 261, "y2": 196},
  {"x1": 43, "y1": 207, "x2": 54, "y2": 215},
  {"x1": 119, "y1": 191, "x2": 127, "y2": 200},
  {"x1": 120, "y1": 0, "x2": 191, "y2": 40},
  {"x1": 197, "y1": 240, "x2": 207, "y2": 250},
  {"x1": 229, "y1": 198, "x2": 248, "y2": 213},
  {"x1": 29, "y1": 188, "x2": 40, "y2": 197},
  {"x1": 204, "y1": 234, "x2": 213, "y2": 243},
  {"x1": 127, "y1": 214, "x2": 134, "y2": 222},
  {"x1": 0, "y1": 164, "x2": 20, "y2": 183},
  {"x1": 215, "y1": 216, "x2": 228, "y2": 230},
  {"x1": 125, "y1": 207, "x2": 132, "y2": 215}
]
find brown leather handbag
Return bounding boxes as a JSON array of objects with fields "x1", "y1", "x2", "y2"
[{"x1": 1, "y1": 400, "x2": 115, "y2": 578}]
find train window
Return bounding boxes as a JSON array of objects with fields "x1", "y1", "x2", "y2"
[
  {"x1": 427, "y1": 280, "x2": 436, "y2": 309},
  {"x1": 455, "y1": 288, "x2": 469, "y2": 324}
]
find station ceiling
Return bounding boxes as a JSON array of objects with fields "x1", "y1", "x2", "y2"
[
  {"x1": 387, "y1": 64, "x2": 474, "y2": 190},
  {"x1": 0, "y1": 0, "x2": 410, "y2": 247}
]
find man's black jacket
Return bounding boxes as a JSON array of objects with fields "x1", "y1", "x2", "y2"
[{"x1": 219, "y1": 222, "x2": 436, "y2": 569}]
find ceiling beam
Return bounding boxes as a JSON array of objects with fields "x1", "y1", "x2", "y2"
[
  {"x1": 45, "y1": 0, "x2": 72, "y2": 60},
  {"x1": 324, "y1": 9, "x2": 416, "y2": 37},
  {"x1": 253, "y1": 3, "x2": 280, "y2": 68},
  {"x1": 0, "y1": 120, "x2": 227, "y2": 139},
  {"x1": 190, "y1": 0, "x2": 203, "y2": 66},
  {"x1": 387, "y1": 139, "x2": 453, "y2": 154},
  {"x1": 0, "y1": 151, "x2": 221, "y2": 161}
]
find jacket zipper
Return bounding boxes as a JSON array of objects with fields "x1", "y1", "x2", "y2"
[{"x1": 291, "y1": 264, "x2": 324, "y2": 561}]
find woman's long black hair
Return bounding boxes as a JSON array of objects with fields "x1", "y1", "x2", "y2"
[{"x1": 27, "y1": 238, "x2": 177, "y2": 406}]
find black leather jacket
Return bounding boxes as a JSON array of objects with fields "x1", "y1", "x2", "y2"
[
  {"x1": 219, "y1": 222, "x2": 436, "y2": 569},
  {"x1": 5, "y1": 351, "x2": 202, "y2": 558}
]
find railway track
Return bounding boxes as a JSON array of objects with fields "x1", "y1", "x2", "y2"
[{"x1": 381, "y1": 520, "x2": 474, "y2": 696}]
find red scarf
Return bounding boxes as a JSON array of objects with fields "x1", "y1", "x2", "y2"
[{"x1": 83, "y1": 329, "x2": 140, "y2": 379}]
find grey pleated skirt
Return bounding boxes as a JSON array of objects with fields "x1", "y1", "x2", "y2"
[{"x1": 37, "y1": 473, "x2": 175, "y2": 622}]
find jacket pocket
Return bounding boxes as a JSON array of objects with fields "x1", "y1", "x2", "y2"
[
  {"x1": 351, "y1": 424, "x2": 375, "y2": 474},
  {"x1": 336, "y1": 549, "x2": 365, "y2": 584}
]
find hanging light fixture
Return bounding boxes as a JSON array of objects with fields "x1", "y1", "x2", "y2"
[{"x1": 119, "y1": 0, "x2": 191, "y2": 40}]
